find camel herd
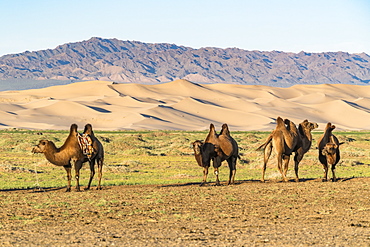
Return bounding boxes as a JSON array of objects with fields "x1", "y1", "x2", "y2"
[
  {"x1": 193, "y1": 118, "x2": 342, "y2": 186},
  {"x1": 32, "y1": 118, "x2": 342, "y2": 191}
]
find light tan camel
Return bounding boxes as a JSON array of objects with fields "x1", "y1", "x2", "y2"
[
  {"x1": 82, "y1": 124, "x2": 104, "y2": 190},
  {"x1": 317, "y1": 123, "x2": 343, "y2": 182},
  {"x1": 196, "y1": 123, "x2": 239, "y2": 186},
  {"x1": 32, "y1": 124, "x2": 85, "y2": 192},
  {"x1": 257, "y1": 117, "x2": 302, "y2": 182}
]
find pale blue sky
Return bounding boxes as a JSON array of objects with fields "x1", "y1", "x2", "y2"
[{"x1": 0, "y1": 0, "x2": 369, "y2": 56}]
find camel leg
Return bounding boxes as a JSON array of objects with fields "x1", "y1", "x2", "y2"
[
  {"x1": 331, "y1": 164, "x2": 337, "y2": 182},
  {"x1": 261, "y1": 142, "x2": 272, "y2": 182},
  {"x1": 293, "y1": 152, "x2": 303, "y2": 182},
  {"x1": 227, "y1": 157, "x2": 237, "y2": 185},
  {"x1": 96, "y1": 158, "x2": 103, "y2": 190},
  {"x1": 74, "y1": 160, "x2": 83, "y2": 192},
  {"x1": 200, "y1": 166, "x2": 209, "y2": 186},
  {"x1": 282, "y1": 154, "x2": 290, "y2": 182},
  {"x1": 323, "y1": 164, "x2": 329, "y2": 182},
  {"x1": 213, "y1": 156, "x2": 222, "y2": 186},
  {"x1": 85, "y1": 159, "x2": 95, "y2": 190},
  {"x1": 63, "y1": 166, "x2": 72, "y2": 192},
  {"x1": 214, "y1": 167, "x2": 220, "y2": 186}
]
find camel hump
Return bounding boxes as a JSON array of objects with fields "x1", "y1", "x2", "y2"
[
  {"x1": 276, "y1": 117, "x2": 285, "y2": 129},
  {"x1": 205, "y1": 123, "x2": 218, "y2": 143},
  {"x1": 70, "y1": 123, "x2": 78, "y2": 133},
  {"x1": 220, "y1": 123, "x2": 230, "y2": 136},
  {"x1": 218, "y1": 134, "x2": 238, "y2": 157}
]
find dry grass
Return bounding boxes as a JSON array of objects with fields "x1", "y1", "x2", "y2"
[{"x1": 0, "y1": 129, "x2": 369, "y2": 190}]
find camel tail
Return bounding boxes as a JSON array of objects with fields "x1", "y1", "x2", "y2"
[{"x1": 256, "y1": 134, "x2": 273, "y2": 151}]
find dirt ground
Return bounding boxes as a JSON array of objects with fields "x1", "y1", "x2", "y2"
[{"x1": 1, "y1": 178, "x2": 370, "y2": 247}]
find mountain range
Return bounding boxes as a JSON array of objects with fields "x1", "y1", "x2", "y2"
[{"x1": 0, "y1": 37, "x2": 369, "y2": 86}]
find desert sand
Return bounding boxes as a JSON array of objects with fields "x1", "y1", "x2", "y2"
[{"x1": 0, "y1": 79, "x2": 370, "y2": 131}]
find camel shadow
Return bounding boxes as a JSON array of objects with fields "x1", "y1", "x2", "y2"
[{"x1": 0, "y1": 186, "x2": 65, "y2": 193}]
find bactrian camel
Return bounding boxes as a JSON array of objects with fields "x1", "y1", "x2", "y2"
[
  {"x1": 194, "y1": 123, "x2": 239, "y2": 186},
  {"x1": 82, "y1": 124, "x2": 104, "y2": 190},
  {"x1": 32, "y1": 124, "x2": 86, "y2": 192},
  {"x1": 257, "y1": 117, "x2": 318, "y2": 182},
  {"x1": 317, "y1": 122, "x2": 343, "y2": 182}
]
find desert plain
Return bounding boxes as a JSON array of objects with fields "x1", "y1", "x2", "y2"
[{"x1": 0, "y1": 80, "x2": 370, "y2": 246}]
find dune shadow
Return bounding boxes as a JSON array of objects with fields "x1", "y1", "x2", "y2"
[{"x1": 86, "y1": 105, "x2": 111, "y2": 113}]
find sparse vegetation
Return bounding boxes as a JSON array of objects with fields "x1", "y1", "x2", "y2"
[{"x1": 1, "y1": 129, "x2": 370, "y2": 190}]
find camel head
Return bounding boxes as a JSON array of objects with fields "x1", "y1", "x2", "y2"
[
  {"x1": 325, "y1": 122, "x2": 336, "y2": 132},
  {"x1": 192, "y1": 140, "x2": 203, "y2": 155},
  {"x1": 299, "y1": 120, "x2": 318, "y2": 132},
  {"x1": 322, "y1": 143, "x2": 339, "y2": 165},
  {"x1": 32, "y1": 140, "x2": 55, "y2": 154},
  {"x1": 192, "y1": 140, "x2": 204, "y2": 167}
]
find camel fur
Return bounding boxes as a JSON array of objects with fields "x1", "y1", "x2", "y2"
[
  {"x1": 257, "y1": 117, "x2": 317, "y2": 182},
  {"x1": 317, "y1": 123, "x2": 343, "y2": 182},
  {"x1": 82, "y1": 124, "x2": 104, "y2": 190},
  {"x1": 197, "y1": 123, "x2": 239, "y2": 186},
  {"x1": 32, "y1": 124, "x2": 85, "y2": 192}
]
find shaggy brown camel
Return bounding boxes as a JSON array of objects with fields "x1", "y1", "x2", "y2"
[
  {"x1": 32, "y1": 124, "x2": 85, "y2": 192},
  {"x1": 197, "y1": 123, "x2": 239, "y2": 186},
  {"x1": 293, "y1": 119, "x2": 319, "y2": 181},
  {"x1": 257, "y1": 117, "x2": 307, "y2": 182},
  {"x1": 82, "y1": 124, "x2": 104, "y2": 190},
  {"x1": 317, "y1": 123, "x2": 343, "y2": 182}
]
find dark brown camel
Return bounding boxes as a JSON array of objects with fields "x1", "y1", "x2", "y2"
[
  {"x1": 317, "y1": 123, "x2": 343, "y2": 182},
  {"x1": 257, "y1": 117, "x2": 317, "y2": 182},
  {"x1": 82, "y1": 124, "x2": 104, "y2": 190},
  {"x1": 32, "y1": 124, "x2": 85, "y2": 192},
  {"x1": 195, "y1": 123, "x2": 239, "y2": 186}
]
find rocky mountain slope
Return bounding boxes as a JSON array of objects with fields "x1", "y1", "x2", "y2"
[{"x1": 0, "y1": 37, "x2": 369, "y2": 86}]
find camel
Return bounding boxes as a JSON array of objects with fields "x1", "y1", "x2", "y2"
[
  {"x1": 82, "y1": 124, "x2": 104, "y2": 190},
  {"x1": 257, "y1": 117, "x2": 317, "y2": 182},
  {"x1": 192, "y1": 140, "x2": 207, "y2": 182},
  {"x1": 317, "y1": 123, "x2": 343, "y2": 182},
  {"x1": 196, "y1": 123, "x2": 239, "y2": 186},
  {"x1": 32, "y1": 124, "x2": 85, "y2": 192}
]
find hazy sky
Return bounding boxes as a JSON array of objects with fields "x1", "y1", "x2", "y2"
[{"x1": 0, "y1": 0, "x2": 369, "y2": 56}]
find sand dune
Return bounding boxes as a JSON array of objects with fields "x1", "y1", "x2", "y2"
[{"x1": 1, "y1": 79, "x2": 370, "y2": 131}]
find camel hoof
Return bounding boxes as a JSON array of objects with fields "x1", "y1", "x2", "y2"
[
  {"x1": 84, "y1": 187, "x2": 91, "y2": 191},
  {"x1": 295, "y1": 178, "x2": 300, "y2": 182},
  {"x1": 96, "y1": 187, "x2": 102, "y2": 190},
  {"x1": 260, "y1": 179, "x2": 265, "y2": 183}
]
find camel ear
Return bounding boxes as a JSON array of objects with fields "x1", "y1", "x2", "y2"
[{"x1": 210, "y1": 123, "x2": 215, "y2": 130}]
